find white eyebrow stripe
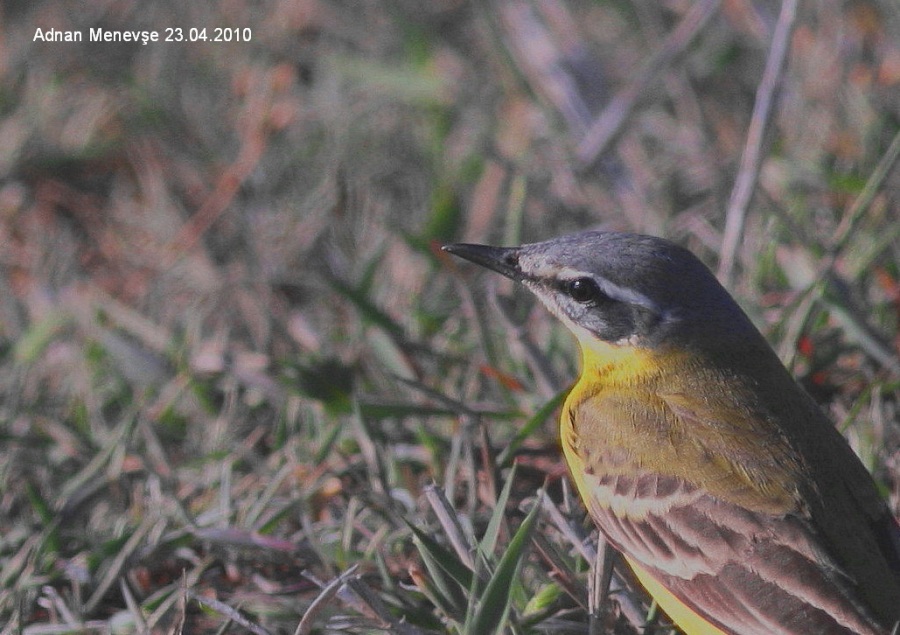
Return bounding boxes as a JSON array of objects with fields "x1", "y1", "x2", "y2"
[
  {"x1": 598, "y1": 278, "x2": 662, "y2": 313},
  {"x1": 554, "y1": 267, "x2": 663, "y2": 314}
]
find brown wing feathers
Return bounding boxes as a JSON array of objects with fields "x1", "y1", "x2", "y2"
[{"x1": 584, "y1": 472, "x2": 889, "y2": 634}]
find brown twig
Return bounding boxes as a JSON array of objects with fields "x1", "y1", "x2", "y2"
[
  {"x1": 498, "y1": 0, "x2": 595, "y2": 134},
  {"x1": 718, "y1": 0, "x2": 799, "y2": 284},
  {"x1": 161, "y1": 69, "x2": 274, "y2": 270},
  {"x1": 575, "y1": 0, "x2": 721, "y2": 168},
  {"x1": 295, "y1": 565, "x2": 360, "y2": 635}
]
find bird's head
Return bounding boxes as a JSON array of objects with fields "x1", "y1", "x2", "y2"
[{"x1": 444, "y1": 231, "x2": 758, "y2": 356}]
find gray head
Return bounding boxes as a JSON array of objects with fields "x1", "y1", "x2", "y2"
[{"x1": 444, "y1": 231, "x2": 758, "y2": 350}]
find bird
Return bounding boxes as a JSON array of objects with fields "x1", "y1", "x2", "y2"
[{"x1": 443, "y1": 231, "x2": 900, "y2": 635}]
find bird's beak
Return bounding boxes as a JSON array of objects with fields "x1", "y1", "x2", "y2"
[{"x1": 442, "y1": 243, "x2": 524, "y2": 281}]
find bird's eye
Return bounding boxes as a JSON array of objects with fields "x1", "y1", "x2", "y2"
[{"x1": 566, "y1": 278, "x2": 603, "y2": 304}]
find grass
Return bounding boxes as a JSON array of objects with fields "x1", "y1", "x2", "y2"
[{"x1": 2, "y1": 1, "x2": 900, "y2": 633}]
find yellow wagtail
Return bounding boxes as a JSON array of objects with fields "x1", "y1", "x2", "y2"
[{"x1": 444, "y1": 231, "x2": 900, "y2": 635}]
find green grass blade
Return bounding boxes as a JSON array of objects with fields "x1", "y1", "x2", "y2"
[
  {"x1": 479, "y1": 463, "x2": 517, "y2": 556},
  {"x1": 462, "y1": 548, "x2": 486, "y2": 634},
  {"x1": 13, "y1": 311, "x2": 69, "y2": 364},
  {"x1": 497, "y1": 390, "x2": 567, "y2": 467},
  {"x1": 467, "y1": 495, "x2": 543, "y2": 635},
  {"x1": 406, "y1": 521, "x2": 475, "y2": 591},
  {"x1": 327, "y1": 275, "x2": 405, "y2": 338},
  {"x1": 409, "y1": 524, "x2": 469, "y2": 619}
]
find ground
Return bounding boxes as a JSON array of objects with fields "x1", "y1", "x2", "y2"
[{"x1": 1, "y1": 1, "x2": 899, "y2": 633}]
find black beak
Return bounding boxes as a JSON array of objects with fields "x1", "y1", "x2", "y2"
[{"x1": 442, "y1": 243, "x2": 524, "y2": 281}]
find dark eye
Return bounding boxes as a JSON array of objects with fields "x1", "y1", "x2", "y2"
[{"x1": 566, "y1": 278, "x2": 603, "y2": 304}]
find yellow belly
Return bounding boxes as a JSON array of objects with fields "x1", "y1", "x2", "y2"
[{"x1": 560, "y1": 364, "x2": 729, "y2": 635}]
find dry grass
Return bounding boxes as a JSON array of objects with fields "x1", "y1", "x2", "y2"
[{"x1": 1, "y1": 1, "x2": 899, "y2": 633}]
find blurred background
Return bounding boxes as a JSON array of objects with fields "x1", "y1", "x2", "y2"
[{"x1": 2, "y1": 1, "x2": 899, "y2": 633}]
